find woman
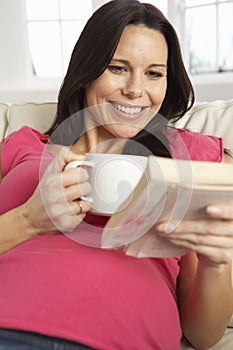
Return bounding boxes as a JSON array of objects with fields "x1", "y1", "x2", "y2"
[{"x1": 0, "y1": 1, "x2": 232, "y2": 349}]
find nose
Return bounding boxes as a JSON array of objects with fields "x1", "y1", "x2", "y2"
[{"x1": 122, "y1": 74, "x2": 144, "y2": 99}]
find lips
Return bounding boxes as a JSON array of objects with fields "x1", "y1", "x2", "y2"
[
  {"x1": 110, "y1": 102, "x2": 148, "y2": 121},
  {"x1": 112, "y1": 102, "x2": 144, "y2": 114}
]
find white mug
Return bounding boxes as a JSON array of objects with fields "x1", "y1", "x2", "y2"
[{"x1": 65, "y1": 153, "x2": 147, "y2": 215}]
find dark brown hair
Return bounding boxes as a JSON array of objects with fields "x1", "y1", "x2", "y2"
[{"x1": 49, "y1": 0, "x2": 195, "y2": 156}]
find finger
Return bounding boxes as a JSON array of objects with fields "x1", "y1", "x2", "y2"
[
  {"x1": 157, "y1": 219, "x2": 233, "y2": 236},
  {"x1": 62, "y1": 167, "x2": 90, "y2": 187},
  {"x1": 164, "y1": 232, "x2": 233, "y2": 249},
  {"x1": 165, "y1": 239, "x2": 233, "y2": 264},
  {"x1": 206, "y1": 203, "x2": 233, "y2": 219},
  {"x1": 64, "y1": 150, "x2": 86, "y2": 165},
  {"x1": 49, "y1": 147, "x2": 70, "y2": 172},
  {"x1": 71, "y1": 199, "x2": 91, "y2": 215},
  {"x1": 43, "y1": 147, "x2": 84, "y2": 176},
  {"x1": 47, "y1": 201, "x2": 87, "y2": 229},
  {"x1": 51, "y1": 147, "x2": 86, "y2": 172},
  {"x1": 64, "y1": 182, "x2": 91, "y2": 201}
]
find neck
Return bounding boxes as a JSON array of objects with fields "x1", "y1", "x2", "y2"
[{"x1": 71, "y1": 127, "x2": 127, "y2": 155}]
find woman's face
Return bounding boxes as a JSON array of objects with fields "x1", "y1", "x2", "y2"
[{"x1": 85, "y1": 25, "x2": 168, "y2": 140}]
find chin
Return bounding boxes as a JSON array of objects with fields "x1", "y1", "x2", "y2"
[
  {"x1": 110, "y1": 126, "x2": 142, "y2": 139},
  {"x1": 114, "y1": 132, "x2": 139, "y2": 140}
]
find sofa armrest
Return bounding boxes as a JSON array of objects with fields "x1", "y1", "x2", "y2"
[{"x1": 0, "y1": 103, "x2": 8, "y2": 141}]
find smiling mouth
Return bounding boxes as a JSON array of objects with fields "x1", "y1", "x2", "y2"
[{"x1": 111, "y1": 102, "x2": 146, "y2": 115}]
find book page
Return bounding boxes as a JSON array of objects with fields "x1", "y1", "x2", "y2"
[{"x1": 101, "y1": 156, "x2": 233, "y2": 258}]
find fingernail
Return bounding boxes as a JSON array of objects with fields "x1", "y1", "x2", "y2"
[
  {"x1": 206, "y1": 206, "x2": 222, "y2": 215},
  {"x1": 157, "y1": 223, "x2": 176, "y2": 234},
  {"x1": 83, "y1": 196, "x2": 93, "y2": 204}
]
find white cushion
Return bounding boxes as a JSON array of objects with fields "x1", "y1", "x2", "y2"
[
  {"x1": 4, "y1": 100, "x2": 233, "y2": 151},
  {"x1": 170, "y1": 99, "x2": 233, "y2": 149},
  {"x1": 6, "y1": 102, "x2": 57, "y2": 136}
]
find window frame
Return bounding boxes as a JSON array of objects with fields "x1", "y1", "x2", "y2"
[
  {"x1": 25, "y1": 0, "x2": 93, "y2": 80},
  {"x1": 24, "y1": 0, "x2": 233, "y2": 88},
  {"x1": 177, "y1": 0, "x2": 233, "y2": 81}
]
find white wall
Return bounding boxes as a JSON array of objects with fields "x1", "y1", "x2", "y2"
[
  {"x1": 191, "y1": 74, "x2": 233, "y2": 102},
  {"x1": 0, "y1": 0, "x2": 232, "y2": 103},
  {"x1": 0, "y1": 0, "x2": 60, "y2": 103},
  {"x1": 0, "y1": 0, "x2": 29, "y2": 89}
]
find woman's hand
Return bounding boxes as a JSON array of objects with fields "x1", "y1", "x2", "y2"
[
  {"x1": 156, "y1": 203, "x2": 233, "y2": 266},
  {"x1": 24, "y1": 147, "x2": 92, "y2": 235}
]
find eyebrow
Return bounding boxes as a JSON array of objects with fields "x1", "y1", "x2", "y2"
[{"x1": 110, "y1": 58, "x2": 167, "y2": 69}]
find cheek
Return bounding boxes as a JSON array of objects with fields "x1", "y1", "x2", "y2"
[
  {"x1": 85, "y1": 77, "x2": 117, "y2": 106},
  {"x1": 150, "y1": 82, "x2": 167, "y2": 108},
  {"x1": 95, "y1": 70, "x2": 123, "y2": 97}
]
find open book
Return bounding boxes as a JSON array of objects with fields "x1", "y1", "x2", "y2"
[{"x1": 101, "y1": 156, "x2": 233, "y2": 258}]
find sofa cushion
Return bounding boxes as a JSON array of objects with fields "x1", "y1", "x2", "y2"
[
  {"x1": 170, "y1": 99, "x2": 233, "y2": 150},
  {"x1": 6, "y1": 102, "x2": 57, "y2": 136},
  {"x1": 3, "y1": 100, "x2": 233, "y2": 151}
]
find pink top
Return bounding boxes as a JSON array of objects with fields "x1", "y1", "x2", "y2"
[{"x1": 0, "y1": 126, "x2": 223, "y2": 350}]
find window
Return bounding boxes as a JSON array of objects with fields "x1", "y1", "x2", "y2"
[
  {"x1": 25, "y1": 0, "x2": 92, "y2": 77},
  {"x1": 182, "y1": 0, "x2": 233, "y2": 74},
  {"x1": 25, "y1": 0, "x2": 167, "y2": 78},
  {"x1": 25, "y1": 0, "x2": 233, "y2": 79}
]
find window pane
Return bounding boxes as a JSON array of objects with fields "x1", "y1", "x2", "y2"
[
  {"x1": 26, "y1": 0, "x2": 59, "y2": 20},
  {"x1": 185, "y1": 0, "x2": 214, "y2": 6},
  {"x1": 60, "y1": 0, "x2": 92, "y2": 19},
  {"x1": 186, "y1": 6, "x2": 216, "y2": 73},
  {"x1": 219, "y1": 3, "x2": 233, "y2": 70},
  {"x1": 61, "y1": 21, "x2": 87, "y2": 71},
  {"x1": 28, "y1": 22, "x2": 62, "y2": 77}
]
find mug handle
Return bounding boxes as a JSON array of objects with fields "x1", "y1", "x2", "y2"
[{"x1": 65, "y1": 160, "x2": 95, "y2": 203}]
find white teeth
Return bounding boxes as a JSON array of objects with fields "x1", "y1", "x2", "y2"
[{"x1": 112, "y1": 103, "x2": 143, "y2": 115}]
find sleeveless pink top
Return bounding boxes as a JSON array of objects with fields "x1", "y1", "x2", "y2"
[{"x1": 0, "y1": 126, "x2": 223, "y2": 350}]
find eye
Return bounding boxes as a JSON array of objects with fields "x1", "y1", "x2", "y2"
[
  {"x1": 108, "y1": 65, "x2": 127, "y2": 74},
  {"x1": 145, "y1": 71, "x2": 165, "y2": 80}
]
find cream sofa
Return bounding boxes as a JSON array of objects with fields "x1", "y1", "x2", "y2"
[
  {"x1": 0, "y1": 100, "x2": 233, "y2": 349},
  {"x1": 0, "y1": 100, "x2": 233, "y2": 149}
]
